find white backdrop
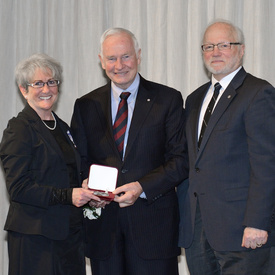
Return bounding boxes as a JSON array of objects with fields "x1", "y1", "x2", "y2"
[{"x1": 1, "y1": 0, "x2": 275, "y2": 274}]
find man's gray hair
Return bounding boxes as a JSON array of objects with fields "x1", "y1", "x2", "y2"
[{"x1": 99, "y1": 27, "x2": 140, "y2": 58}]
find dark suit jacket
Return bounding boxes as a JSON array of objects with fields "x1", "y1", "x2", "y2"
[
  {"x1": 178, "y1": 67, "x2": 275, "y2": 251},
  {"x1": 0, "y1": 104, "x2": 81, "y2": 240},
  {"x1": 71, "y1": 75, "x2": 188, "y2": 260}
]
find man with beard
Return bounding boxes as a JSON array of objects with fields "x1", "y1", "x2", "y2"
[{"x1": 178, "y1": 20, "x2": 275, "y2": 274}]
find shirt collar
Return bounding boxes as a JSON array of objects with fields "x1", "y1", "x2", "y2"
[
  {"x1": 111, "y1": 74, "x2": 140, "y2": 103},
  {"x1": 211, "y1": 66, "x2": 242, "y2": 90}
]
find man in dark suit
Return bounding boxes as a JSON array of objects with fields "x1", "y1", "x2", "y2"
[
  {"x1": 71, "y1": 28, "x2": 188, "y2": 275},
  {"x1": 177, "y1": 20, "x2": 275, "y2": 274}
]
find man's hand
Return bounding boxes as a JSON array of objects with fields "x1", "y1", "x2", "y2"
[
  {"x1": 113, "y1": 181, "x2": 143, "y2": 208},
  {"x1": 241, "y1": 227, "x2": 268, "y2": 249}
]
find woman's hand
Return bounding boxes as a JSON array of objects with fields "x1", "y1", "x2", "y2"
[
  {"x1": 72, "y1": 188, "x2": 101, "y2": 207},
  {"x1": 80, "y1": 178, "x2": 110, "y2": 208}
]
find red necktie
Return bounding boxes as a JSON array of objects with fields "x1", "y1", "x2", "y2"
[
  {"x1": 113, "y1": 92, "x2": 131, "y2": 158},
  {"x1": 198, "y1": 82, "x2": 221, "y2": 148}
]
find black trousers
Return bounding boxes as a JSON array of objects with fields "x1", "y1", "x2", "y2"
[
  {"x1": 185, "y1": 202, "x2": 272, "y2": 275},
  {"x1": 7, "y1": 227, "x2": 85, "y2": 275},
  {"x1": 90, "y1": 208, "x2": 179, "y2": 275}
]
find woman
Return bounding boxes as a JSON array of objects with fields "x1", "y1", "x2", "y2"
[{"x1": 0, "y1": 53, "x2": 100, "y2": 275}]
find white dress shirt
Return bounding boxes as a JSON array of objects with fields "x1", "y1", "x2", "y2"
[{"x1": 197, "y1": 66, "x2": 242, "y2": 141}]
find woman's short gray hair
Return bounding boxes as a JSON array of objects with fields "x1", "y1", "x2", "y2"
[{"x1": 15, "y1": 53, "x2": 63, "y2": 90}]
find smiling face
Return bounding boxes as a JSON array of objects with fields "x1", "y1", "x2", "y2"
[
  {"x1": 19, "y1": 68, "x2": 59, "y2": 119},
  {"x1": 202, "y1": 22, "x2": 245, "y2": 81},
  {"x1": 99, "y1": 32, "x2": 141, "y2": 90}
]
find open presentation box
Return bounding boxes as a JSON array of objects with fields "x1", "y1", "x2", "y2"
[{"x1": 88, "y1": 164, "x2": 118, "y2": 201}]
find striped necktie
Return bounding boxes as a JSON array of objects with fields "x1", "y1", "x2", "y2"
[
  {"x1": 198, "y1": 82, "x2": 221, "y2": 148},
  {"x1": 113, "y1": 92, "x2": 131, "y2": 158}
]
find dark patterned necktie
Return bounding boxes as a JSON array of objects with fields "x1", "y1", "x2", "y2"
[
  {"x1": 198, "y1": 82, "x2": 221, "y2": 148},
  {"x1": 113, "y1": 92, "x2": 131, "y2": 158}
]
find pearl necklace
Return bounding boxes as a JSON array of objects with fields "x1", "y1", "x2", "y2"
[{"x1": 42, "y1": 112, "x2": 56, "y2": 130}]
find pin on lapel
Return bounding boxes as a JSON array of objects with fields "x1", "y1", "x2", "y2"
[
  {"x1": 227, "y1": 95, "x2": 232, "y2": 99},
  {"x1": 147, "y1": 99, "x2": 151, "y2": 102}
]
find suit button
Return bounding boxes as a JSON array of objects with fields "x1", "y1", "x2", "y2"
[
  {"x1": 195, "y1": 168, "x2": 200, "y2": 173},
  {"x1": 194, "y1": 192, "x2": 197, "y2": 197},
  {"x1": 121, "y1": 169, "x2": 128, "y2": 174}
]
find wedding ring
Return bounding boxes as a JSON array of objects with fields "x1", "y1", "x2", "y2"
[{"x1": 256, "y1": 243, "x2": 262, "y2": 247}]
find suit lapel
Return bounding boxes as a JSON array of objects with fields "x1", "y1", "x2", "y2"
[
  {"x1": 188, "y1": 83, "x2": 210, "y2": 155},
  {"x1": 22, "y1": 105, "x2": 65, "y2": 162},
  {"x1": 124, "y1": 78, "x2": 156, "y2": 160},
  {"x1": 196, "y1": 68, "x2": 247, "y2": 158},
  {"x1": 95, "y1": 83, "x2": 121, "y2": 158},
  {"x1": 97, "y1": 84, "x2": 114, "y2": 137},
  {"x1": 197, "y1": 87, "x2": 237, "y2": 156},
  {"x1": 22, "y1": 104, "x2": 82, "y2": 184},
  {"x1": 57, "y1": 114, "x2": 82, "y2": 178}
]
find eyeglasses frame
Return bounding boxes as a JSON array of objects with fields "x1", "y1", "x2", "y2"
[
  {"x1": 27, "y1": 80, "x2": 60, "y2": 89},
  {"x1": 201, "y1": 42, "x2": 242, "y2": 52}
]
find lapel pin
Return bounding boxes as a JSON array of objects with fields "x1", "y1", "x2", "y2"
[
  {"x1": 227, "y1": 95, "x2": 232, "y2": 99},
  {"x1": 147, "y1": 99, "x2": 151, "y2": 102}
]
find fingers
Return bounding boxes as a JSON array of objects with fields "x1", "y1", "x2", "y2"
[
  {"x1": 112, "y1": 186, "x2": 125, "y2": 196},
  {"x1": 242, "y1": 239, "x2": 257, "y2": 249},
  {"x1": 241, "y1": 227, "x2": 268, "y2": 249},
  {"x1": 113, "y1": 192, "x2": 136, "y2": 208},
  {"x1": 72, "y1": 188, "x2": 101, "y2": 207},
  {"x1": 242, "y1": 240, "x2": 262, "y2": 249},
  {"x1": 82, "y1": 178, "x2": 89, "y2": 189},
  {"x1": 89, "y1": 200, "x2": 108, "y2": 208},
  {"x1": 113, "y1": 181, "x2": 143, "y2": 208},
  {"x1": 75, "y1": 181, "x2": 144, "y2": 209},
  {"x1": 114, "y1": 191, "x2": 136, "y2": 207}
]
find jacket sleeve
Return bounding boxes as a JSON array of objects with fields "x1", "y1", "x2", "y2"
[
  {"x1": 138, "y1": 90, "x2": 189, "y2": 203},
  {"x1": 243, "y1": 82, "x2": 275, "y2": 231},
  {"x1": 0, "y1": 117, "x2": 53, "y2": 209}
]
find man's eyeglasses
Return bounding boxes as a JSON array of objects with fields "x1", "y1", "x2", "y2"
[
  {"x1": 201, "y1": 42, "x2": 241, "y2": 52},
  {"x1": 27, "y1": 80, "x2": 60, "y2": 88}
]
